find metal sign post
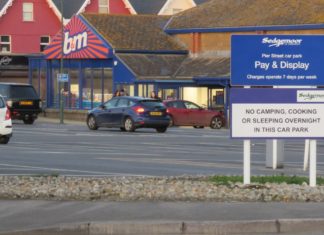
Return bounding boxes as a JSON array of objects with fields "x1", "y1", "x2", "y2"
[
  {"x1": 57, "y1": 73, "x2": 69, "y2": 124},
  {"x1": 309, "y1": 140, "x2": 317, "y2": 186}
]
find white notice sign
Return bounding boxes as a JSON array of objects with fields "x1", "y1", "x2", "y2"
[{"x1": 231, "y1": 103, "x2": 324, "y2": 138}]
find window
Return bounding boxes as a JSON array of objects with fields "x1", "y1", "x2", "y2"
[
  {"x1": 99, "y1": 0, "x2": 109, "y2": 13},
  {"x1": 117, "y1": 98, "x2": 130, "y2": 108},
  {"x1": 23, "y1": 3, "x2": 33, "y2": 21},
  {"x1": 40, "y1": 36, "x2": 50, "y2": 52},
  {"x1": 104, "y1": 98, "x2": 118, "y2": 109},
  {"x1": 0, "y1": 36, "x2": 11, "y2": 52},
  {"x1": 184, "y1": 101, "x2": 200, "y2": 110}
]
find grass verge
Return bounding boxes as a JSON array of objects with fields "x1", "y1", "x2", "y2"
[{"x1": 209, "y1": 175, "x2": 324, "y2": 186}]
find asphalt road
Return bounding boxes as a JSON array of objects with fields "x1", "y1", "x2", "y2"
[{"x1": 1, "y1": 118, "x2": 324, "y2": 177}]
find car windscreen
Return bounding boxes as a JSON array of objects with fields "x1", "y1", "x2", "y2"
[
  {"x1": 138, "y1": 100, "x2": 165, "y2": 109},
  {"x1": 9, "y1": 86, "x2": 39, "y2": 99}
]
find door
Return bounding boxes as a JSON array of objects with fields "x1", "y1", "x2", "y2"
[
  {"x1": 184, "y1": 101, "x2": 208, "y2": 126},
  {"x1": 96, "y1": 98, "x2": 118, "y2": 126},
  {"x1": 111, "y1": 97, "x2": 130, "y2": 125},
  {"x1": 167, "y1": 100, "x2": 191, "y2": 125}
]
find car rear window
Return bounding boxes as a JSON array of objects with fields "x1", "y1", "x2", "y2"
[
  {"x1": 9, "y1": 86, "x2": 39, "y2": 99},
  {"x1": 138, "y1": 100, "x2": 165, "y2": 109}
]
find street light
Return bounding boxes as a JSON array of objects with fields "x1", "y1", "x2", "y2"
[{"x1": 59, "y1": 0, "x2": 64, "y2": 124}]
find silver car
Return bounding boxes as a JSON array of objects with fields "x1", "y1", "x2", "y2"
[{"x1": 0, "y1": 96, "x2": 12, "y2": 144}]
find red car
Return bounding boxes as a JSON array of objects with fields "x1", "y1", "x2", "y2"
[{"x1": 163, "y1": 100, "x2": 225, "y2": 129}]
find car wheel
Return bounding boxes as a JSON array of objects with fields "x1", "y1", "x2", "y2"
[
  {"x1": 124, "y1": 117, "x2": 135, "y2": 132},
  {"x1": 168, "y1": 115, "x2": 174, "y2": 127},
  {"x1": 210, "y1": 116, "x2": 222, "y2": 129},
  {"x1": 87, "y1": 115, "x2": 98, "y2": 130},
  {"x1": 156, "y1": 126, "x2": 167, "y2": 133},
  {"x1": 0, "y1": 136, "x2": 10, "y2": 144},
  {"x1": 23, "y1": 117, "x2": 35, "y2": 125}
]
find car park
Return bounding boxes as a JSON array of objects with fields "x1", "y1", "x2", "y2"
[
  {"x1": 164, "y1": 99, "x2": 225, "y2": 129},
  {"x1": 0, "y1": 95, "x2": 12, "y2": 144},
  {"x1": 87, "y1": 96, "x2": 170, "y2": 133},
  {"x1": 0, "y1": 83, "x2": 42, "y2": 124}
]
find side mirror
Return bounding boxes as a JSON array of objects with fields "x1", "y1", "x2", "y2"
[{"x1": 99, "y1": 104, "x2": 106, "y2": 110}]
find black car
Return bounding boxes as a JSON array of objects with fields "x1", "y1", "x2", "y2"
[
  {"x1": 86, "y1": 96, "x2": 170, "y2": 133},
  {"x1": 0, "y1": 83, "x2": 42, "y2": 124}
]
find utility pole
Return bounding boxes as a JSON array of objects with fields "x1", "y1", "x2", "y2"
[{"x1": 59, "y1": 0, "x2": 64, "y2": 124}]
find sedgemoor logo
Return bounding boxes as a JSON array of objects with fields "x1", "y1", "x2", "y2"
[
  {"x1": 0, "y1": 56, "x2": 12, "y2": 66},
  {"x1": 262, "y1": 37, "x2": 303, "y2": 47}
]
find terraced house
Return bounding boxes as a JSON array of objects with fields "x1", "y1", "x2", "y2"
[
  {"x1": 0, "y1": 0, "x2": 136, "y2": 102},
  {"x1": 27, "y1": 0, "x2": 324, "y2": 119}
]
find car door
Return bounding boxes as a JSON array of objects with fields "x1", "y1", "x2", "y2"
[
  {"x1": 183, "y1": 101, "x2": 205, "y2": 125},
  {"x1": 167, "y1": 101, "x2": 190, "y2": 125},
  {"x1": 96, "y1": 98, "x2": 118, "y2": 126},
  {"x1": 110, "y1": 98, "x2": 130, "y2": 125}
]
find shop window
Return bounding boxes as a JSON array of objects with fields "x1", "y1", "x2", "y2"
[
  {"x1": 163, "y1": 89, "x2": 177, "y2": 100},
  {"x1": 116, "y1": 84, "x2": 134, "y2": 97},
  {"x1": 99, "y1": 0, "x2": 109, "y2": 13},
  {"x1": 0, "y1": 36, "x2": 11, "y2": 53},
  {"x1": 183, "y1": 87, "x2": 207, "y2": 107},
  {"x1": 40, "y1": 36, "x2": 50, "y2": 52},
  {"x1": 69, "y1": 69, "x2": 79, "y2": 109},
  {"x1": 23, "y1": 3, "x2": 33, "y2": 22},
  {"x1": 103, "y1": 68, "x2": 113, "y2": 101}
]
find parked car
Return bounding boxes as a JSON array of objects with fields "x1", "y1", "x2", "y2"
[
  {"x1": 87, "y1": 96, "x2": 170, "y2": 133},
  {"x1": 0, "y1": 95, "x2": 12, "y2": 144},
  {"x1": 164, "y1": 99, "x2": 225, "y2": 129},
  {"x1": 0, "y1": 83, "x2": 42, "y2": 124}
]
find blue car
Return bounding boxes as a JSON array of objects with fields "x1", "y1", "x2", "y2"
[{"x1": 86, "y1": 96, "x2": 170, "y2": 133}]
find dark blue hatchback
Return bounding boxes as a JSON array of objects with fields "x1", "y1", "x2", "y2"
[{"x1": 86, "y1": 96, "x2": 170, "y2": 133}]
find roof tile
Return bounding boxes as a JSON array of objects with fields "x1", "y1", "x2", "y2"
[
  {"x1": 167, "y1": 0, "x2": 324, "y2": 29},
  {"x1": 82, "y1": 14, "x2": 187, "y2": 51}
]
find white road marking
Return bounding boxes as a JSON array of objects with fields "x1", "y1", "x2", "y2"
[{"x1": 0, "y1": 163, "x2": 151, "y2": 177}]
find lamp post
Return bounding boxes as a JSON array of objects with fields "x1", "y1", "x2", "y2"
[{"x1": 59, "y1": 0, "x2": 64, "y2": 124}]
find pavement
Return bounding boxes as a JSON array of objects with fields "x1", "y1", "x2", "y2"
[{"x1": 1, "y1": 201, "x2": 324, "y2": 234}]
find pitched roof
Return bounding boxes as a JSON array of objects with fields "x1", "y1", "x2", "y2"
[
  {"x1": 0, "y1": 0, "x2": 12, "y2": 18},
  {"x1": 128, "y1": 0, "x2": 167, "y2": 14},
  {"x1": 82, "y1": 14, "x2": 187, "y2": 51},
  {"x1": 175, "y1": 56, "x2": 230, "y2": 78},
  {"x1": 167, "y1": 0, "x2": 324, "y2": 29},
  {"x1": 50, "y1": 0, "x2": 90, "y2": 20},
  {"x1": 117, "y1": 53, "x2": 187, "y2": 79},
  {"x1": 117, "y1": 53, "x2": 229, "y2": 80}
]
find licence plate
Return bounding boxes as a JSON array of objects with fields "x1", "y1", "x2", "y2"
[
  {"x1": 19, "y1": 101, "x2": 33, "y2": 105},
  {"x1": 150, "y1": 111, "x2": 162, "y2": 116}
]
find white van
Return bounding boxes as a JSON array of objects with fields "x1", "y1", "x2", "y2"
[{"x1": 0, "y1": 95, "x2": 12, "y2": 144}]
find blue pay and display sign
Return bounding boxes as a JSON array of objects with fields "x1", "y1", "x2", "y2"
[
  {"x1": 230, "y1": 88, "x2": 324, "y2": 139},
  {"x1": 57, "y1": 73, "x2": 69, "y2": 82},
  {"x1": 231, "y1": 35, "x2": 324, "y2": 86}
]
